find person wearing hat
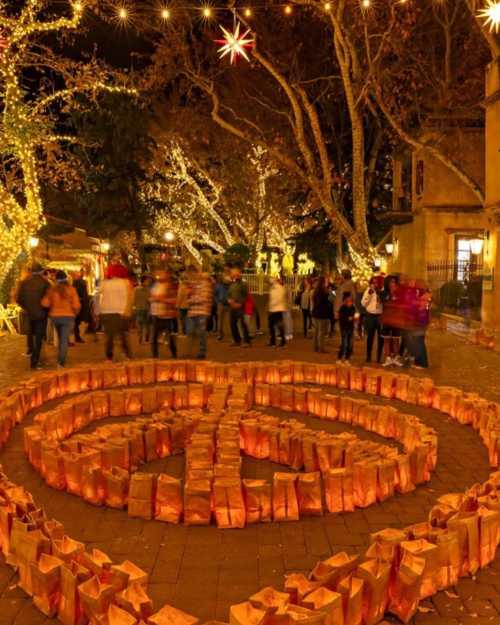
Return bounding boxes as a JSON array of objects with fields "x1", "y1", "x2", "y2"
[
  {"x1": 41, "y1": 271, "x2": 81, "y2": 367},
  {"x1": 94, "y1": 263, "x2": 133, "y2": 361},
  {"x1": 16, "y1": 262, "x2": 50, "y2": 369}
]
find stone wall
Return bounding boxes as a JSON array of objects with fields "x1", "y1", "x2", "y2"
[{"x1": 482, "y1": 58, "x2": 500, "y2": 331}]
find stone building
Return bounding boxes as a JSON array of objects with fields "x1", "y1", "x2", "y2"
[
  {"x1": 387, "y1": 116, "x2": 490, "y2": 322},
  {"x1": 483, "y1": 58, "x2": 500, "y2": 331}
]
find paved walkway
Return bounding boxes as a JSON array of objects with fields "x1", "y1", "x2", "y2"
[{"x1": 0, "y1": 325, "x2": 500, "y2": 624}]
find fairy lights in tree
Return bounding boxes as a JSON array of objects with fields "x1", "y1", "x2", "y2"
[
  {"x1": 478, "y1": 0, "x2": 500, "y2": 33},
  {"x1": 0, "y1": 1, "x2": 137, "y2": 285}
]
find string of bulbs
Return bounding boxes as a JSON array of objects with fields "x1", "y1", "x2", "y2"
[
  {"x1": 112, "y1": 0, "x2": 386, "y2": 23},
  {"x1": 106, "y1": 0, "x2": 500, "y2": 34}
]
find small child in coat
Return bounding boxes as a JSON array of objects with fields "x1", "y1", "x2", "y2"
[{"x1": 337, "y1": 292, "x2": 356, "y2": 364}]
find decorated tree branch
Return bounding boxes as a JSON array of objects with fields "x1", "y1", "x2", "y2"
[{"x1": 0, "y1": 0, "x2": 136, "y2": 284}]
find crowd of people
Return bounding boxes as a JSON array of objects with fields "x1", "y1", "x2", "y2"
[
  {"x1": 297, "y1": 270, "x2": 432, "y2": 369},
  {"x1": 15, "y1": 261, "x2": 432, "y2": 371}
]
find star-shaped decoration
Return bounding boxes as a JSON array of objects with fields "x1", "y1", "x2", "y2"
[
  {"x1": 478, "y1": 0, "x2": 500, "y2": 33},
  {"x1": 215, "y1": 21, "x2": 254, "y2": 64}
]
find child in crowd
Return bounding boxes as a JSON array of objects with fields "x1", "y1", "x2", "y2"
[{"x1": 337, "y1": 292, "x2": 356, "y2": 364}]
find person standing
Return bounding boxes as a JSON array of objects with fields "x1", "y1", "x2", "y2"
[
  {"x1": 381, "y1": 277, "x2": 404, "y2": 367},
  {"x1": 298, "y1": 278, "x2": 313, "y2": 337},
  {"x1": 268, "y1": 277, "x2": 287, "y2": 348},
  {"x1": 41, "y1": 271, "x2": 81, "y2": 367},
  {"x1": 244, "y1": 291, "x2": 256, "y2": 337},
  {"x1": 150, "y1": 270, "x2": 178, "y2": 358},
  {"x1": 337, "y1": 293, "x2": 356, "y2": 364},
  {"x1": 176, "y1": 277, "x2": 189, "y2": 335},
  {"x1": 95, "y1": 263, "x2": 133, "y2": 362},
  {"x1": 186, "y1": 265, "x2": 213, "y2": 360},
  {"x1": 134, "y1": 275, "x2": 151, "y2": 344},
  {"x1": 361, "y1": 277, "x2": 384, "y2": 363},
  {"x1": 406, "y1": 287, "x2": 431, "y2": 369},
  {"x1": 227, "y1": 266, "x2": 251, "y2": 347},
  {"x1": 214, "y1": 274, "x2": 229, "y2": 341},
  {"x1": 72, "y1": 270, "x2": 90, "y2": 343},
  {"x1": 334, "y1": 269, "x2": 357, "y2": 320},
  {"x1": 16, "y1": 262, "x2": 49, "y2": 370},
  {"x1": 311, "y1": 276, "x2": 330, "y2": 353},
  {"x1": 328, "y1": 280, "x2": 336, "y2": 338}
]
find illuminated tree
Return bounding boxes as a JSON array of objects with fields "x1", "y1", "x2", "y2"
[
  {"x1": 146, "y1": 140, "x2": 233, "y2": 256},
  {"x1": 143, "y1": 0, "x2": 497, "y2": 277},
  {"x1": 0, "y1": 0, "x2": 135, "y2": 284},
  {"x1": 143, "y1": 137, "x2": 300, "y2": 263}
]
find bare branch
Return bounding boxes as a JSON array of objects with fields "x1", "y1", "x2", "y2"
[{"x1": 372, "y1": 88, "x2": 485, "y2": 205}]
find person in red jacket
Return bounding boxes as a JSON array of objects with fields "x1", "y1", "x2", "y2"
[
  {"x1": 243, "y1": 292, "x2": 255, "y2": 336},
  {"x1": 381, "y1": 277, "x2": 404, "y2": 367}
]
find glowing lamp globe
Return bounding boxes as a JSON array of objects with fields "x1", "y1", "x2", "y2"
[
  {"x1": 164, "y1": 232, "x2": 175, "y2": 242},
  {"x1": 29, "y1": 236, "x2": 39, "y2": 248},
  {"x1": 469, "y1": 238, "x2": 484, "y2": 256}
]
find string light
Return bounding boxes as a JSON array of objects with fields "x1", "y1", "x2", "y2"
[
  {"x1": 161, "y1": 7, "x2": 170, "y2": 19},
  {"x1": 118, "y1": 6, "x2": 128, "y2": 20},
  {"x1": 478, "y1": 0, "x2": 500, "y2": 33},
  {"x1": 202, "y1": 6, "x2": 212, "y2": 18},
  {"x1": 361, "y1": 0, "x2": 371, "y2": 9},
  {"x1": 324, "y1": 2, "x2": 331, "y2": 10},
  {"x1": 0, "y1": 2, "x2": 139, "y2": 287},
  {"x1": 244, "y1": 8, "x2": 252, "y2": 17},
  {"x1": 284, "y1": 5, "x2": 292, "y2": 15}
]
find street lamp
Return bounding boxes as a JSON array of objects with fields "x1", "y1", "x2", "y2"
[
  {"x1": 385, "y1": 242, "x2": 394, "y2": 255},
  {"x1": 469, "y1": 238, "x2": 484, "y2": 255},
  {"x1": 29, "y1": 236, "x2": 39, "y2": 248}
]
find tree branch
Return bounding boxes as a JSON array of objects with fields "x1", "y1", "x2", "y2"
[{"x1": 372, "y1": 88, "x2": 485, "y2": 205}]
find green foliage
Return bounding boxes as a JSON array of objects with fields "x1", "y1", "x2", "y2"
[
  {"x1": 0, "y1": 252, "x2": 26, "y2": 305},
  {"x1": 439, "y1": 280, "x2": 466, "y2": 310},
  {"x1": 224, "y1": 243, "x2": 251, "y2": 268},
  {"x1": 70, "y1": 93, "x2": 156, "y2": 239},
  {"x1": 291, "y1": 212, "x2": 337, "y2": 272}
]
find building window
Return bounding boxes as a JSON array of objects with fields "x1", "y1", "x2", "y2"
[{"x1": 455, "y1": 236, "x2": 482, "y2": 282}]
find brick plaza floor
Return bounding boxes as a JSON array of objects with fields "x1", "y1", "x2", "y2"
[{"x1": 1, "y1": 323, "x2": 500, "y2": 625}]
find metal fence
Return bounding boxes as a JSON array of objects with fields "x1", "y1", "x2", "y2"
[
  {"x1": 426, "y1": 260, "x2": 483, "y2": 285},
  {"x1": 243, "y1": 273, "x2": 302, "y2": 297}
]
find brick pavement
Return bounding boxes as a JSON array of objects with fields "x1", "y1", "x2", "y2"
[{"x1": 0, "y1": 325, "x2": 499, "y2": 624}]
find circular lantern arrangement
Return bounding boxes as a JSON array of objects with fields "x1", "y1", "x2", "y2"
[{"x1": 0, "y1": 359, "x2": 499, "y2": 625}]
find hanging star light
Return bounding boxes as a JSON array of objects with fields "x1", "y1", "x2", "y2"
[
  {"x1": 478, "y1": 0, "x2": 500, "y2": 33},
  {"x1": 215, "y1": 21, "x2": 254, "y2": 64}
]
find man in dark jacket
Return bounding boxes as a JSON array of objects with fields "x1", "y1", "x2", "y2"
[
  {"x1": 16, "y1": 262, "x2": 49, "y2": 369},
  {"x1": 72, "y1": 270, "x2": 89, "y2": 343}
]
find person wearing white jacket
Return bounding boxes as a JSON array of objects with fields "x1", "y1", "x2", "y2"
[
  {"x1": 268, "y1": 278, "x2": 287, "y2": 347},
  {"x1": 361, "y1": 277, "x2": 384, "y2": 363},
  {"x1": 95, "y1": 263, "x2": 133, "y2": 361}
]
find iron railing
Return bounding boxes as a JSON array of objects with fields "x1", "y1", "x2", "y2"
[{"x1": 426, "y1": 260, "x2": 483, "y2": 284}]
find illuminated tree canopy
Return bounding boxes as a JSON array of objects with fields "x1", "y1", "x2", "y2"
[{"x1": 1, "y1": 0, "x2": 499, "y2": 281}]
